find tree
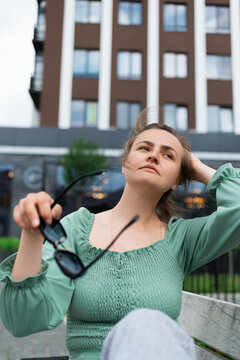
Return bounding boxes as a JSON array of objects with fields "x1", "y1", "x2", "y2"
[{"x1": 61, "y1": 137, "x2": 108, "y2": 186}]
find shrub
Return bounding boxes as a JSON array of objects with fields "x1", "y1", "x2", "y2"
[{"x1": 0, "y1": 237, "x2": 20, "y2": 252}]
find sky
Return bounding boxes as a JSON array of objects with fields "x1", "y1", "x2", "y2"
[{"x1": 0, "y1": 0, "x2": 38, "y2": 127}]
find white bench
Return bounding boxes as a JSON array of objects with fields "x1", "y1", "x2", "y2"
[{"x1": 179, "y1": 291, "x2": 240, "y2": 360}]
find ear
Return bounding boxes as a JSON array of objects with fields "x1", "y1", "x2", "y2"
[
  {"x1": 171, "y1": 183, "x2": 178, "y2": 191},
  {"x1": 121, "y1": 165, "x2": 125, "y2": 175},
  {"x1": 171, "y1": 180, "x2": 179, "y2": 191}
]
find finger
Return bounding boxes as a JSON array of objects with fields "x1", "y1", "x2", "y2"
[
  {"x1": 51, "y1": 203, "x2": 62, "y2": 219},
  {"x1": 21, "y1": 201, "x2": 41, "y2": 228},
  {"x1": 13, "y1": 205, "x2": 38, "y2": 232}
]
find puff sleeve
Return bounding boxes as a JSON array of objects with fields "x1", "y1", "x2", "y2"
[
  {"x1": 0, "y1": 238, "x2": 74, "y2": 337},
  {"x1": 167, "y1": 163, "x2": 240, "y2": 275}
]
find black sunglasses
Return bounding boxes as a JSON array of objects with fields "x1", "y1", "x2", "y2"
[{"x1": 39, "y1": 169, "x2": 139, "y2": 278}]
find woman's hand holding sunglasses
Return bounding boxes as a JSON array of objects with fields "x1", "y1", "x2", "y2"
[{"x1": 13, "y1": 191, "x2": 62, "y2": 236}]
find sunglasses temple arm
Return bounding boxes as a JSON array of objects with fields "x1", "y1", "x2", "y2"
[
  {"x1": 50, "y1": 169, "x2": 107, "y2": 209},
  {"x1": 83, "y1": 215, "x2": 139, "y2": 272}
]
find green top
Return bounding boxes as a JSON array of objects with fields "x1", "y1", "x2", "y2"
[{"x1": 1, "y1": 163, "x2": 240, "y2": 360}]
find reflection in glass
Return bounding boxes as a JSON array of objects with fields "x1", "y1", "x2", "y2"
[
  {"x1": 116, "y1": 102, "x2": 141, "y2": 129},
  {"x1": 118, "y1": 2, "x2": 142, "y2": 25},
  {"x1": 163, "y1": 53, "x2": 175, "y2": 78},
  {"x1": 131, "y1": 52, "x2": 142, "y2": 79},
  {"x1": 118, "y1": 2, "x2": 130, "y2": 25},
  {"x1": 205, "y1": 5, "x2": 230, "y2": 34},
  {"x1": 218, "y1": 7, "x2": 230, "y2": 33},
  {"x1": 130, "y1": 103, "x2": 141, "y2": 127},
  {"x1": 89, "y1": 1, "x2": 101, "y2": 23},
  {"x1": 73, "y1": 50, "x2": 99, "y2": 77},
  {"x1": 207, "y1": 105, "x2": 233, "y2": 132},
  {"x1": 164, "y1": 104, "x2": 188, "y2": 131},
  {"x1": 88, "y1": 51, "x2": 99, "y2": 76},
  {"x1": 206, "y1": 55, "x2": 218, "y2": 79},
  {"x1": 207, "y1": 106, "x2": 219, "y2": 132},
  {"x1": 132, "y1": 3, "x2": 142, "y2": 25},
  {"x1": 177, "y1": 107, "x2": 188, "y2": 131},
  {"x1": 177, "y1": 54, "x2": 187, "y2": 78},
  {"x1": 164, "y1": 104, "x2": 175, "y2": 128},
  {"x1": 86, "y1": 102, "x2": 98, "y2": 127},
  {"x1": 164, "y1": 3, "x2": 187, "y2": 32},
  {"x1": 76, "y1": 1, "x2": 88, "y2": 23},
  {"x1": 220, "y1": 56, "x2": 231, "y2": 80},
  {"x1": 116, "y1": 102, "x2": 128, "y2": 128},
  {"x1": 206, "y1": 55, "x2": 231, "y2": 80},
  {"x1": 71, "y1": 100, "x2": 97, "y2": 127},
  {"x1": 75, "y1": 0, "x2": 101, "y2": 23},
  {"x1": 220, "y1": 108, "x2": 233, "y2": 132},
  {"x1": 176, "y1": 5, "x2": 187, "y2": 30},
  {"x1": 117, "y1": 51, "x2": 142, "y2": 80},
  {"x1": 163, "y1": 53, "x2": 187, "y2": 78},
  {"x1": 117, "y1": 52, "x2": 130, "y2": 78},
  {"x1": 71, "y1": 100, "x2": 85, "y2": 127}
]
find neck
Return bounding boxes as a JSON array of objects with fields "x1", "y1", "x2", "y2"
[{"x1": 112, "y1": 184, "x2": 162, "y2": 229}]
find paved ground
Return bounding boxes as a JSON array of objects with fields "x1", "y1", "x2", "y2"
[{"x1": 0, "y1": 282, "x2": 68, "y2": 360}]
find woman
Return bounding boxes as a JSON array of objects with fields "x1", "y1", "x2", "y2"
[{"x1": 1, "y1": 111, "x2": 240, "y2": 360}]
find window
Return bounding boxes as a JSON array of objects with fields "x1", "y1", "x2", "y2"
[
  {"x1": 206, "y1": 55, "x2": 231, "y2": 80},
  {"x1": 36, "y1": 1, "x2": 46, "y2": 40},
  {"x1": 118, "y1": 1, "x2": 142, "y2": 25},
  {"x1": 33, "y1": 53, "x2": 44, "y2": 90},
  {"x1": 163, "y1": 53, "x2": 188, "y2": 78},
  {"x1": 75, "y1": 0, "x2": 101, "y2": 23},
  {"x1": 116, "y1": 102, "x2": 141, "y2": 128},
  {"x1": 207, "y1": 106, "x2": 233, "y2": 132},
  {"x1": 163, "y1": 3, "x2": 187, "y2": 32},
  {"x1": 164, "y1": 104, "x2": 188, "y2": 131},
  {"x1": 71, "y1": 100, "x2": 98, "y2": 127},
  {"x1": 117, "y1": 51, "x2": 142, "y2": 80},
  {"x1": 73, "y1": 50, "x2": 99, "y2": 77},
  {"x1": 205, "y1": 6, "x2": 230, "y2": 34}
]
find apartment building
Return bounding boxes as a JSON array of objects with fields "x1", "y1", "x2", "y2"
[{"x1": 29, "y1": 0, "x2": 239, "y2": 134}]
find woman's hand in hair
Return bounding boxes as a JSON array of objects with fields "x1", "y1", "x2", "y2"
[{"x1": 190, "y1": 152, "x2": 217, "y2": 185}]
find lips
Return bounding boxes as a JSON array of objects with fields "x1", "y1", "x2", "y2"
[{"x1": 140, "y1": 165, "x2": 159, "y2": 175}]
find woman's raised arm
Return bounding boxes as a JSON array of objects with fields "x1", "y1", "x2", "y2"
[{"x1": 12, "y1": 191, "x2": 62, "y2": 281}]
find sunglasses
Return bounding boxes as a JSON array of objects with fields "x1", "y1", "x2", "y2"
[{"x1": 39, "y1": 169, "x2": 139, "y2": 278}]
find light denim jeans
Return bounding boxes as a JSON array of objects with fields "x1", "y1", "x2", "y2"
[{"x1": 100, "y1": 309, "x2": 196, "y2": 360}]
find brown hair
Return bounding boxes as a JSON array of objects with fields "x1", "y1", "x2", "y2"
[{"x1": 121, "y1": 108, "x2": 194, "y2": 223}]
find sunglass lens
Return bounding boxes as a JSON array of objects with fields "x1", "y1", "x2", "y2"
[
  {"x1": 43, "y1": 220, "x2": 66, "y2": 243},
  {"x1": 54, "y1": 250, "x2": 83, "y2": 278}
]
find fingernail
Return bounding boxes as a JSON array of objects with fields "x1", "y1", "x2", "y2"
[{"x1": 32, "y1": 219, "x2": 39, "y2": 227}]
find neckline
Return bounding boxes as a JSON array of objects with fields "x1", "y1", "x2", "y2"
[{"x1": 84, "y1": 208, "x2": 170, "y2": 257}]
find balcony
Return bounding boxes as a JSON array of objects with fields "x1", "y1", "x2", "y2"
[
  {"x1": 29, "y1": 75, "x2": 42, "y2": 110},
  {"x1": 32, "y1": 25, "x2": 45, "y2": 51}
]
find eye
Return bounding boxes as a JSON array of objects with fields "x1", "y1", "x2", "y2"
[
  {"x1": 139, "y1": 146, "x2": 150, "y2": 151},
  {"x1": 163, "y1": 153, "x2": 174, "y2": 159}
]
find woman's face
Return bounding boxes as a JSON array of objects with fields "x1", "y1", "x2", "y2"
[{"x1": 122, "y1": 129, "x2": 183, "y2": 194}]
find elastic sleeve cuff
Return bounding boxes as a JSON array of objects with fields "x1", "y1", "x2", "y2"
[
  {"x1": 0, "y1": 253, "x2": 49, "y2": 288},
  {"x1": 206, "y1": 163, "x2": 237, "y2": 202}
]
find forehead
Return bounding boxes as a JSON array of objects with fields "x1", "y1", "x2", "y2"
[{"x1": 134, "y1": 129, "x2": 183, "y2": 154}]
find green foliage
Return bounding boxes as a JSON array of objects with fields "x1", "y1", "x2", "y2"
[
  {"x1": 0, "y1": 237, "x2": 20, "y2": 251},
  {"x1": 60, "y1": 137, "x2": 108, "y2": 185},
  {"x1": 183, "y1": 273, "x2": 240, "y2": 293}
]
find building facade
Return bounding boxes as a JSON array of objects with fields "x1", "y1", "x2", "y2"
[
  {"x1": 30, "y1": 0, "x2": 240, "y2": 135},
  {"x1": 1, "y1": 0, "x2": 240, "y2": 236}
]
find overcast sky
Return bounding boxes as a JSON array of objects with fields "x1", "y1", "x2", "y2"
[{"x1": 0, "y1": 0, "x2": 37, "y2": 127}]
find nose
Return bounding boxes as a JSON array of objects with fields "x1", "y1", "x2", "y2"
[{"x1": 147, "y1": 153, "x2": 159, "y2": 164}]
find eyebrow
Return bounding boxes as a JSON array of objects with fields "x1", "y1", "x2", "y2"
[{"x1": 136, "y1": 140, "x2": 178, "y2": 158}]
